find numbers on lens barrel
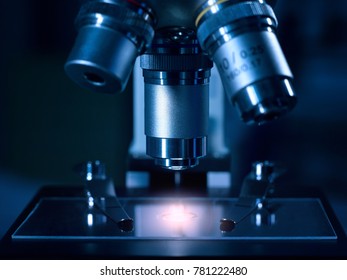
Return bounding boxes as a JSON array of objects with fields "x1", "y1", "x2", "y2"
[
  {"x1": 218, "y1": 44, "x2": 265, "y2": 81},
  {"x1": 240, "y1": 44, "x2": 264, "y2": 59}
]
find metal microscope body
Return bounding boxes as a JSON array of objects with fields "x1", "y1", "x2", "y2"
[{"x1": 65, "y1": 0, "x2": 296, "y2": 171}]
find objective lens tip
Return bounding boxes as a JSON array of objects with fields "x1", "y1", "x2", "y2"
[
  {"x1": 154, "y1": 158, "x2": 199, "y2": 170},
  {"x1": 233, "y1": 78, "x2": 297, "y2": 125}
]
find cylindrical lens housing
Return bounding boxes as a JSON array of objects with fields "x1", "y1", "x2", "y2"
[
  {"x1": 65, "y1": 0, "x2": 156, "y2": 93},
  {"x1": 141, "y1": 28, "x2": 213, "y2": 170},
  {"x1": 196, "y1": 0, "x2": 296, "y2": 124}
]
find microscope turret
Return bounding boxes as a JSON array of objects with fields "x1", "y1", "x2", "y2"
[{"x1": 65, "y1": 0, "x2": 296, "y2": 170}]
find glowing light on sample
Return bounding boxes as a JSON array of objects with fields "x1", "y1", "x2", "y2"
[{"x1": 160, "y1": 204, "x2": 197, "y2": 223}]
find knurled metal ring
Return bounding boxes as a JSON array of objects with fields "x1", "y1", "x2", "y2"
[{"x1": 140, "y1": 54, "x2": 213, "y2": 71}]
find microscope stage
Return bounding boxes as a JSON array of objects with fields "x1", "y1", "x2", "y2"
[{"x1": 12, "y1": 197, "x2": 337, "y2": 241}]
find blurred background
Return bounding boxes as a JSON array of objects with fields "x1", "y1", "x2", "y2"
[{"x1": 1, "y1": 0, "x2": 347, "y2": 238}]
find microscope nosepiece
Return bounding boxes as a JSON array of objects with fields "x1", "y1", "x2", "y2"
[
  {"x1": 141, "y1": 28, "x2": 213, "y2": 170},
  {"x1": 65, "y1": 0, "x2": 297, "y2": 170},
  {"x1": 196, "y1": 0, "x2": 296, "y2": 125}
]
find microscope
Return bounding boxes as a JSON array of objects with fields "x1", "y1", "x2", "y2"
[
  {"x1": 64, "y1": 0, "x2": 296, "y2": 191},
  {"x1": 64, "y1": 0, "x2": 296, "y2": 171},
  {"x1": 2, "y1": 0, "x2": 346, "y2": 258}
]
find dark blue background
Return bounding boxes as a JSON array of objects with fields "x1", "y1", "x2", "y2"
[{"x1": 1, "y1": 0, "x2": 347, "y2": 238}]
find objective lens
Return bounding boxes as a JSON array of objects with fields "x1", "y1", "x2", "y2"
[
  {"x1": 196, "y1": 0, "x2": 296, "y2": 124},
  {"x1": 141, "y1": 27, "x2": 213, "y2": 170},
  {"x1": 65, "y1": 0, "x2": 156, "y2": 93}
]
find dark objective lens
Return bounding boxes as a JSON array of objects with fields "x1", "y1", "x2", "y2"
[
  {"x1": 140, "y1": 27, "x2": 213, "y2": 170},
  {"x1": 65, "y1": 0, "x2": 156, "y2": 93},
  {"x1": 195, "y1": 0, "x2": 296, "y2": 125}
]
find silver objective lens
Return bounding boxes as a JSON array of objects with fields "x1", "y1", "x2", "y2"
[
  {"x1": 65, "y1": 0, "x2": 156, "y2": 93},
  {"x1": 141, "y1": 28, "x2": 213, "y2": 170},
  {"x1": 196, "y1": 0, "x2": 296, "y2": 124}
]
